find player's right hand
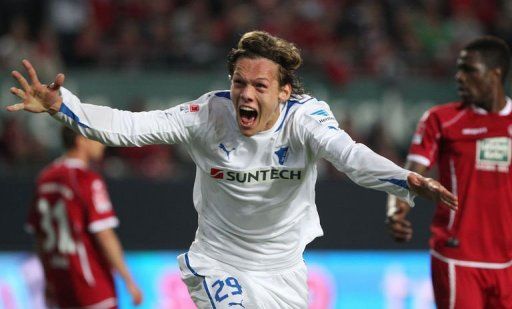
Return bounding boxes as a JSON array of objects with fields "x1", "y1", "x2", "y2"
[
  {"x1": 386, "y1": 200, "x2": 413, "y2": 242},
  {"x1": 6, "y1": 59, "x2": 64, "y2": 114},
  {"x1": 127, "y1": 281, "x2": 143, "y2": 306}
]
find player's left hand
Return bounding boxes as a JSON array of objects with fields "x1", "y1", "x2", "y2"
[{"x1": 407, "y1": 172, "x2": 458, "y2": 210}]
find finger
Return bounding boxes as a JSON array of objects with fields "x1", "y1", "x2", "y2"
[
  {"x1": 10, "y1": 87, "x2": 26, "y2": 99},
  {"x1": 6, "y1": 102, "x2": 25, "y2": 112},
  {"x1": 22, "y1": 59, "x2": 41, "y2": 86},
  {"x1": 389, "y1": 215, "x2": 411, "y2": 227},
  {"x1": 427, "y1": 180, "x2": 440, "y2": 192},
  {"x1": 391, "y1": 221, "x2": 412, "y2": 234},
  {"x1": 389, "y1": 229, "x2": 412, "y2": 242},
  {"x1": 11, "y1": 70, "x2": 30, "y2": 92},
  {"x1": 438, "y1": 188, "x2": 458, "y2": 210},
  {"x1": 54, "y1": 73, "x2": 65, "y2": 89}
]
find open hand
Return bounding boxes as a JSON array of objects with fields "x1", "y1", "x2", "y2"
[
  {"x1": 6, "y1": 59, "x2": 64, "y2": 114},
  {"x1": 407, "y1": 172, "x2": 458, "y2": 210}
]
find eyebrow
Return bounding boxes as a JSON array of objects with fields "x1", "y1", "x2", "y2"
[{"x1": 232, "y1": 74, "x2": 271, "y2": 82}]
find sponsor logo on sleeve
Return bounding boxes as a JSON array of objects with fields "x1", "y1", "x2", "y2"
[
  {"x1": 310, "y1": 109, "x2": 337, "y2": 126},
  {"x1": 310, "y1": 109, "x2": 329, "y2": 117},
  {"x1": 92, "y1": 180, "x2": 112, "y2": 213},
  {"x1": 476, "y1": 137, "x2": 511, "y2": 172},
  {"x1": 179, "y1": 103, "x2": 200, "y2": 113}
]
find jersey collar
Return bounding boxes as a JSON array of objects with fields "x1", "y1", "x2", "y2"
[{"x1": 57, "y1": 157, "x2": 88, "y2": 169}]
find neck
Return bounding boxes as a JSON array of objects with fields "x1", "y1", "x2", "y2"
[
  {"x1": 477, "y1": 87, "x2": 507, "y2": 113},
  {"x1": 64, "y1": 149, "x2": 89, "y2": 167}
]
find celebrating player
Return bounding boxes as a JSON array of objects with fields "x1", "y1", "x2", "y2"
[
  {"x1": 25, "y1": 126, "x2": 142, "y2": 308},
  {"x1": 387, "y1": 36, "x2": 512, "y2": 309},
  {"x1": 8, "y1": 31, "x2": 456, "y2": 308}
]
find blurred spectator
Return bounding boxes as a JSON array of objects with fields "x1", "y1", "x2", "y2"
[
  {"x1": 0, "y1": 16, "x2": 35, "y2": 72},
  {"x1": 0, "y1": 118, "x2": 46, "y2": 167}
]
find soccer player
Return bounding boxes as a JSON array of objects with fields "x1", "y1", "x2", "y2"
[
  {"x1": 386, "y1": 36, "x2": 512, "y2": 309},
  {"x1": 8, "y1": 31, "x2": 457, "y2": 308},
  {"x1": 25, "y1": 126, "x2": 142, "y2": 308}
]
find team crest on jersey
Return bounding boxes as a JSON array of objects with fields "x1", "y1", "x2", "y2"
[
  {"x1": 179, "y1": 103, "x2": 200, "y2": 113},
  {"x1": 274, "y1": 146, "x2": 289, "y2": 165},
  {"x1": 476, "y1": 137, "x2": 511, "y2": 172}
]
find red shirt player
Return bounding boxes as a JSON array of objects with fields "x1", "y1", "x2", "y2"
[
  {"x1": 25, "y1": 127, "x2": 142, "y2": 309},
  {"x1": 387, "y1": 36, "x2": 512, "y2": 309}
]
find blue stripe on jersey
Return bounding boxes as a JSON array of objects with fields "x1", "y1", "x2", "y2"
[
  {"x1": 275, "y1": 97, "x2": 314, "y2": 132},
  {"x1": 202, "y1": 279, "x2": 217, "y2": 309},
  {"x1": 185, "y1": 253, "x2": 200, "y2": 276},
  {"x1": 378, "y1": 178, "x2": 409, "y2": 190},
  {"x1": 185, "y1": 253, "x2": 216, "y2": 308},
  {"x1": 59, "y1": 103, "x2": 89, "y2": 128},
  {"x1": 215, "y1": 91, "x2": 231, "y2": 99}
]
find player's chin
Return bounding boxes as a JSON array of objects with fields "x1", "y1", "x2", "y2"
[{"x1": 238, "y1": 125, "x2": 258, "y2": 137}]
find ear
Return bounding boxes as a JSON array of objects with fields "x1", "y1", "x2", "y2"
[
  {"x1": 279, "y1": 84, "x2": 292, "y2": 103},
  {"x1": 493, "y1": 67, "x2": 503, "y2": 82}
]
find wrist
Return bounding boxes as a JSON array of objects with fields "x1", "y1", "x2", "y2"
[{"x1": 47, "y1": 95, "x2": 63, "y2": 115}]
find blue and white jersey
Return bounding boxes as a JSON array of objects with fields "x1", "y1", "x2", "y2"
[{"x1": 54, "y1": 88, "x2": 414, "y2": 271}]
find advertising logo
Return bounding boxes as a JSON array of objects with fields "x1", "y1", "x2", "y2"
[
  {"x1": 210, "y1": 168, "x2": 224, "y2": 179},
  {"x1": 209, "y1": 167, "x2": 302, "y2": 183}
]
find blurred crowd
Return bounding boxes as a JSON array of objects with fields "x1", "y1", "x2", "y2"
[{"x1": 1, "y1": 0, "x2": 511, "y2": 180}]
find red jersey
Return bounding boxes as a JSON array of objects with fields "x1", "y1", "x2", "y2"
[
  {"x1": 408, "y1": 99, "x2": 512, "y2": 264},
  {"x1": 26, "y1": 158, "x2": 119, "y2": 308}
]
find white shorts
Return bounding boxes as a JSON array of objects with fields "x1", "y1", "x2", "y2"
[{"x1": 177, "y1": 251, "x2": 308, "y2": 308}]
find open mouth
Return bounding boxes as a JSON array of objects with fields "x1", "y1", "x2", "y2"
[{"x1": 239, "y1": 106, "x2": 258, "y2": 128}]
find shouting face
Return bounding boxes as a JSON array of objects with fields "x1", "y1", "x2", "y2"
[{"x1": 230, "y1": 57, "x2": 291, "y2": 136}]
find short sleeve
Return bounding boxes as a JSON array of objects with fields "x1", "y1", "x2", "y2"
[
  {"x1": 408, "y1": 109, "x2": 442, "y2": 168},
  {"x1": 83, "y1": 175, "x2": 119, "y2": 233}
]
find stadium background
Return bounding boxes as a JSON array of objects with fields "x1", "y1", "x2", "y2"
[{"x1": 0, "y1": 0, "x2": 511, "y2": 308}]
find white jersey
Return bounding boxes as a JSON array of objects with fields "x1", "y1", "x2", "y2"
[{"x1": 54, "y1": 87, "x2": 415, "y2": 271}]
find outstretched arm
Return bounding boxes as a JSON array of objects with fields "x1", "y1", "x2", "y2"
[
  {"x1": 6, "y1": 59, "x2": 198, "y2": 147},
  {"x1": 95, "y1": 228, "x2": 143, "y2": 306},
  {"x1": 7, "y1": 60, "x2": 64, "y2": 114}
]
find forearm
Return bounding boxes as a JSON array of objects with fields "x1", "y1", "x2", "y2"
[
  {"x1": 324, "y1": 133, "x2": 415, "y2": 205},
  {"x1": 95, "y1": 229, "x2": 135, "y2": 285}
]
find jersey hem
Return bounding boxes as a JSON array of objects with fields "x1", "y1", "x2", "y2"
[{"x1": 431, "y1": 249, "x2": 512, "y2": 269}]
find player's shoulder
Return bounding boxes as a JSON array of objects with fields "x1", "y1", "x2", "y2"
[
  {"x1": 39, "y1": 158, "x2": 97, "y2": 183},
  {"x1": 287, "y1": 93, "x2": 324, "y2": 114},
  {"x1": 428, "y1": 101, "x2": 466, "y2": 116},
  {"x1": 419, "y1": 101, "x2": 466, "y2": 123},
  {"x1": 178, "y1": 90, "x2": 231, "y2": 115}
]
